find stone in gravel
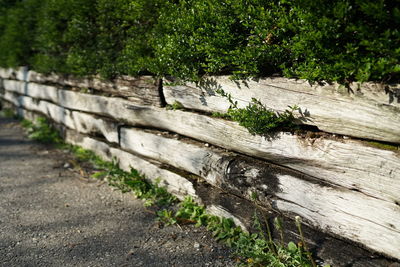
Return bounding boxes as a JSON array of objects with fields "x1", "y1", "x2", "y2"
[{"x1": 63, "y1": 162, "x2": 71, "y2": 168}]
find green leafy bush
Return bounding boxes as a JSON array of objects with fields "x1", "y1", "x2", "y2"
[
  {"x1": 0, "y1": 0, "x2": 399, "y2": 84},
  {"x1": 152, "y1": 0, "x2": 400, "y2": 83},
  {"x1": 0, "y1": 0, "x2": 42, "y2": 67},
  {"x1": 32, "y1": 0, "x2": 99, "y2": 75},
  {"x1": 29, "y1": 0, "x2": 163, "y2": 78}
]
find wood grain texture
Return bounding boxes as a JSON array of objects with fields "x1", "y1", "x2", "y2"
[
  {"x1": 27, "y1": 71, "x2": 163, "y2": 107},
  {"x1": 1, "y1": 92, "x2": 119, "y2": 144},
  {"x1": 119, "y1": 127, "x2": 400, "y2": 259},
  {"x1": 2, "y1": 85, "x2": 399, "y2": 206},
  {"x1": 3, "y1": 67, "x2": 400, "y2": 142},
  {"x1": 0, "y1": 68, "x2": 15, "y2": 79},
  {"x1": 3, "y1": 80, "x2": 58, "y2": 103},
  {"x1": 164, "y1": 77, "x2": 400, "y2": 143},
  {"x1": 65, "y1": 130, "x2": 198, "y2": 201}
]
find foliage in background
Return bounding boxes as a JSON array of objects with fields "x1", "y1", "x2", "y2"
[
  {"x1": 0, "y1": 0, "x2": 42, "y2": 67},
  {"x1": 0, "y1": 0, "x2": 398, "y2": 84},
  {"x1": 32, "y1": 0, "x2": 97, "y2": 75}
]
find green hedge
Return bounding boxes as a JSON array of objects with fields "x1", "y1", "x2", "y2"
[{"x1": 0, "y1": 0, "x2": 399, "y2": 84}]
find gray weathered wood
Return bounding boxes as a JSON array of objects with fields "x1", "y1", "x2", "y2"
[
  {"x1": 27, "y1": 71, "x2": 65, "y2": 85},
  {"x1": 164, "y1": 77, "x2": 400, "y2": 143},
  {"x1": 3, "y1": 80, "x2": 59, "y2": 103},
  {"x1": 27, "y1": 71, "x2": 163, "y2": 106},
  {"x1": 2, "y1": 91, "x2": 21, "y2": 107},
  {"x1": 4, "y1": 84, "x2": 400, "y2": 260},
  {"x1": 90, "y1": 75, "x2": 162, "y2": 106},
  {"x1": 1, "y1": 92, "x2": 119, "y2": 144},
  {"x1": 15, "y1": 66, "x2": 29, "y2": 81},
  {"x1": 3, "y1": 86, "x2": 399, "y2": 206},
  {"x1": 0, "y1": 67, "x2": 28, "y2": 80},
  {"x1": 0, "y1": 67, "x2": 15, "y2": 79},
  {"x1": 2, "y1": 80, "x2": 25, "y2": 95},
  {"x1": 65, "y1": 130, "x2": 198, "y2": 201},
  {"x1": 5, "y1": 67, "x2": 400, "y2": 142},
  {"x1": 54, "y1": 88, "x2": 400, "y2": 205},
  {"x1": 119, "y1": 127, "x2": 400, "y2": 259}
]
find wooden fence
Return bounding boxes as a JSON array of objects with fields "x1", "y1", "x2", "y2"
[{"x1": 1, "y1": 67, "x2": 399, "y2": 264}]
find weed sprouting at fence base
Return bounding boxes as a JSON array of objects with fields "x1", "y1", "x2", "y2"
[
  {"x1": 21, "y1": 117, "x2": 63, "y2": 144},
  {"x1": 92, "y1": 162, "x2": 176, "y2": 207},
  {"x1": 0, "y1": 108, "x2": 17, "y2": 119},
  {"x1": 157, "y1": 197, "x2": 324, "y2": 267}
]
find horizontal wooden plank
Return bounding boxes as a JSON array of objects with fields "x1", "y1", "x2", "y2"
[
  {"x1": 119, "y1": 127, "x2": 400, "y2": 259},
  {"x1": 0, "y1": 67, "x2": 29, "y2": 80},
  {"x1": 3, "y1": 85, "x2": 399, "y2": 206},
  {"x1": 4, "y1": 67, "x2": 400, "y2": 142},
  {"x1": 27, "y1": 71, "x2": 163, "y2": 107},
  {"x1": 0, "y1": 67, "x2": 16, "y2": 79},
  {"x1": 3, "y1": 80, "x2": 59, "y2": 103},
  {"x1": 65, "y1": 130, "x2": 198, "y2": 201},
  {"x1": 1, "y1": 91, "x2": 21, "y2": 107},
  {"x1": 164, "y1": 77, "x2": 400, "y2": 143},
  {"x1": 1, "y1": 92, "x2": 119, "y2": 144},
  {"x1": 119, "y1": 128, "x2": 232, "y2": 187}
]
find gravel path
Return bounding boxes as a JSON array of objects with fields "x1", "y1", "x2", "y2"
[{"x1": 0, "y1": 116, "x2": 236, "y2": 267}]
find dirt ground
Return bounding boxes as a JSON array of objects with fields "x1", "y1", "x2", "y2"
[{"x1": 0, "y1": 116, "x2": 236, "y2": 267}]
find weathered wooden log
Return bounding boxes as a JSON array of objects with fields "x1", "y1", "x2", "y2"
[
  {"x1": 1, "y1": 92, "x2": 119, "y2": 144},
  {"x1": 0, "y1": 67, "x2": 28, "y2": 81},
  {"x1": 164, "y1": 77, "x2": 400, "y2": 143},
  {"x1": 2, "y1": 80, "x2": 59, "y2": 103},
  {"x1": 2, "y1": 77, "x2": 163, "y2": 108},
  {"x1": 0, "y1": 67, "x2": 16, "y2": 79},
  {"x1": 2, "y1": 84, "x2": 399, "y2": 206},
  {"x1": 1, "y1": 91, "x2": 21, "y2": 107},
  {"x1": 27, "y1": 71, "x2": 163, "y2": 107},
  {"x1": 119, "y1": 127, "x2": 400, "y2": 259},
  {"x1": 65, "y1": 130, "x2": 198, "y2": 201}
]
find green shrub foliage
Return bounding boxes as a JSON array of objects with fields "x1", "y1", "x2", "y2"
[
  {"x1": 0, "y1": 0, "x2": 399, "y2": 83},
  {"x1": 0, "y1": 0, "x2": 42, "y2": 67}
]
